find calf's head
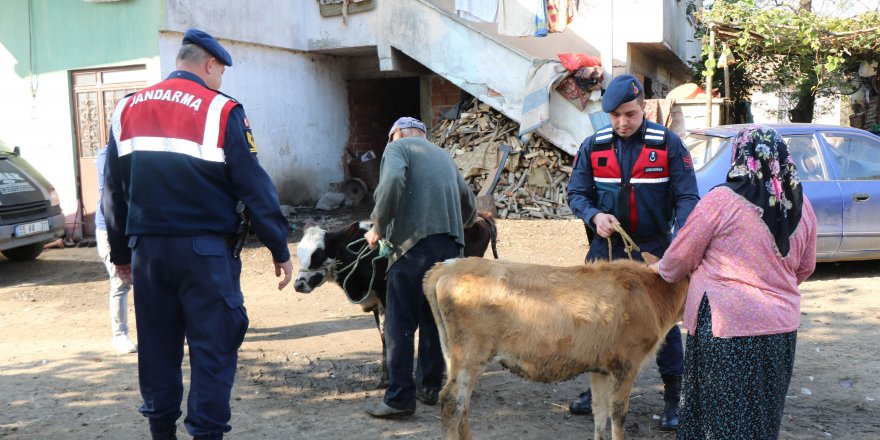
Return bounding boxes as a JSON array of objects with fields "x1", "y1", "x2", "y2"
[
  {"x1": 294, "y1": 226, "x2": 332, "y2": 293},
  {"x1": 294, "y1": 221, "x2": 373, "y2": 293}
]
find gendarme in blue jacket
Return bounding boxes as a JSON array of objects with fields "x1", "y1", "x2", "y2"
[
  {"x1": 102, "y1": 70, "x2": 290, "y2": 265},
  {"x1": 567, "y1": 118, "x2": 699, "y2": 254}
]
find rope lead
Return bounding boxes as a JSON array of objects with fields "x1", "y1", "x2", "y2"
[
  {"x1": 608, "y1": 223, "x2": 641, "y2": 260},
  {"x1": 338, "y1": 238, "x2": 390, "y2": 305}
]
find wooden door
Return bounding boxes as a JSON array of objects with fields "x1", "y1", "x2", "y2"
[{"x1": 71, "y1": 67, "x2": 146, "y2": 237}]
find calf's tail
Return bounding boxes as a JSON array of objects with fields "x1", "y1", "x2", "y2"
[{"x1": 423, "y1": 263, "x2": 453, "y2": 371}]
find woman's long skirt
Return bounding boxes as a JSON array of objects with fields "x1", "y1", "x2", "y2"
[{"x1": 677, "y1": 294, "x2": 797, "y2": 440}]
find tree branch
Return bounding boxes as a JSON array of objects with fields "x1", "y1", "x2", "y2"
[{"x1": 821, "y1": 26, "x2": 880, "y2": 38}]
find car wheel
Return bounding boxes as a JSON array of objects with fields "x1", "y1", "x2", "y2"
[{"x1": 2, "y1": 242, "x2": 45, "y2": 261}]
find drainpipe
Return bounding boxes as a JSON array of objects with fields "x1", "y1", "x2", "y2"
[{"x1": 705, "y1": 25, "x2": 715, "y2": 127}]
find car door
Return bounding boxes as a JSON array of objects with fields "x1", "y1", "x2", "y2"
[
  {"x1": 782, "y1": 134, "x2": 842, "y2": 259},
  {"x1": 819, "y1": 131, "x2": 880, "y2": 256}
]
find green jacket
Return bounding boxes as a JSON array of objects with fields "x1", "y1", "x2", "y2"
[{"x1": 369, "y1": 136, "x2": 477, "y2": 266}]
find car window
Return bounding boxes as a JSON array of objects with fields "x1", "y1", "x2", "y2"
[
  {"x1": 820, "y1": 133, "x2": 880, "y2": 180},
  {"x1": 682, "y1": 134, "x2": 730, "y2": 171},
  {"x1": 782, "y1": 135, "x2": 826, "y2": 181}
]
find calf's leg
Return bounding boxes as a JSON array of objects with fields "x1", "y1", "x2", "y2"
[
  {"x1": 372, "y1": 308, "x2": 388, "y2": 388},
  {"x1": 590, "y1": 372, "x2": 613, "y2": 440},
  {"x1": 609, "y1": 368, "x2": 639, "y2": 440},
  {"x1": 440, "y1": 359, "x2": 488, "y2": 440}
]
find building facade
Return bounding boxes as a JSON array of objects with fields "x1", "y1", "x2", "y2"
[{"x1": 1, "y1": 0, "x2": 700, "y2": 236}]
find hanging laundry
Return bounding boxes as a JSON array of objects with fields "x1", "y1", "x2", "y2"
[
  {"x1": 535, "y1": 0, "x2": 549, "y2": 37},
  {"x1": 547, "y1": 0, "x2": 577, "y2": 33},
  {"x1": 455, "y1": 0, "x2": 498, "y2": 23},
  {"x1": 498, "y1": 0, "x2": 543, "y2": 37}
]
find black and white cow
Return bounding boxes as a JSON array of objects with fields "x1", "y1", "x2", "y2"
[{"x1": 294, "y1": 213, "x2": 497, "y2": 386}]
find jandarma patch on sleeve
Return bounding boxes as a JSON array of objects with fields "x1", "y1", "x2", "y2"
[
  {"x1": 246, "y1": 130, "x2": 258, "y2": 153},
  {"x1": 682, "y1": 154, "x2": 693, "y2": 170},
  {"x1": 243, "y1": 117, "x2": 250, "y2": 128}
]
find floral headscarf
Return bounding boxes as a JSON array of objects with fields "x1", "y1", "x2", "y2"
[{"x1": 722, "y1": 125, "x2": 803, "y2": 257}]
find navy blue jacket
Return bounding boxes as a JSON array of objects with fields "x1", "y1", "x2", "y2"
[
  {"x1": 103, "y1": 71, "x2": 290, "y2": 265},
  {"x1": 567, "y1": 119, "x2": 699, "y2": 241}
]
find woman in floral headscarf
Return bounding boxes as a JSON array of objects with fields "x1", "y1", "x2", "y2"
[{"x1": 650, "y1": 125, "x2": 818, "y2": 439}]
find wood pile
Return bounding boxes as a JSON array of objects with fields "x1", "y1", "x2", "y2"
[{"x1": 431, "y1": 99, "x2": 575, "y2": 219}]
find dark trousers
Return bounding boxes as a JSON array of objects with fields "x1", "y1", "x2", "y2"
[
  {"x1": 383, "y1": 234, "x2": 460, "y2": 409},
  {"x1": 678, "y1": 296, "x2": 796, "y2": 439},
  {"x1": 586, "y1": 234, "x2": 684, "y2": 376},
  {"x1": 131, "y1": 235, "x2": 249, "y2": 438}
]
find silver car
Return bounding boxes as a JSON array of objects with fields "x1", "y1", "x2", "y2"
[{"x1": 684, "y1": 123, "x2": 880, "y2": 262}]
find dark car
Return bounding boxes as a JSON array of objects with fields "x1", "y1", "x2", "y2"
[
  {"x1": 0, "y1": 141, "x2": 65, "y2": 261},
  {"x1": 683, "y1": 123, "x2": 880, "y2": 262}
]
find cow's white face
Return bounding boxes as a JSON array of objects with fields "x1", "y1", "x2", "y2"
[{"x1": 294, "y1": 226, "x2": 334, "y2": 293}]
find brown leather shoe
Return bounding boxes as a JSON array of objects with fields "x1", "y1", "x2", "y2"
[{"x1": 364, "y1": 399, "x2": 415, "y2": 419}]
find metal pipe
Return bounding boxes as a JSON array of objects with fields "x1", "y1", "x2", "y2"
[{"x1": 705, "y1": 27, "x2": 715, "y2": 127}]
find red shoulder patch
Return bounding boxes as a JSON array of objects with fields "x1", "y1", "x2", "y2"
[
  {"x1": 243, "y1": 117, "x2": 250, "y2": 128},
  {"x1": 682, "y1": 154, "x2": 694, "y2": 170}
]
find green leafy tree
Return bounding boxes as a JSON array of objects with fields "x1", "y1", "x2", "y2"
[{"x1": 697, "y1": 0, "x2": 880, "y2": 122}]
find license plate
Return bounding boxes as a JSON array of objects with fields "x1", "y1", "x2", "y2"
[{"x1": 14, "y1": 220, "x2": 50, "y2": 237}]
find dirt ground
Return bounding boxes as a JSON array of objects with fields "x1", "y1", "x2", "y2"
[{"x1": 1, "y1": 212, "x2": 879, "y2": 439}]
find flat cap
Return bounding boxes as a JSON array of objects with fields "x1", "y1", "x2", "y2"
[
  {"x1": 601, "y1": 74, "x2": 643, "y2": 112},
  {"x1": 183, "y1": 28, "x2": 233, "y2": 66},
  {"x1": 388, "y1": 117, "x2": 427, "y2": 139}
]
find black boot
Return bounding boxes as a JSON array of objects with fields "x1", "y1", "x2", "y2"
[
  {"x1": 568, "y1": 389, "x2": 592, "y2": 415},
  {"x1": 150, "y1": 419, "x2": 177, "y2": 440},
  {"x1": 659, "y1": 375, "x2": 681, "y2": 431}
]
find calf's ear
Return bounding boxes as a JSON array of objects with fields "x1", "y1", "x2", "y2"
[{"x1": 641, "y1": 252, "x2": 660, "y2": 265}]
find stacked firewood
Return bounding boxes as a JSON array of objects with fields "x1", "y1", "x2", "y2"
[{"x1": 431, "y1": 99, "x2": 575, "y2": 219}]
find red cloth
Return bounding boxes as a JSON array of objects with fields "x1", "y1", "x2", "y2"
[{"x1": 557, "y1": 53, "x2": 600, "y2": 71}]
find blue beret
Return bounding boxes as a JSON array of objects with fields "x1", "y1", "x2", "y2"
[
  {"x1": 601, "y1": 74, "x2": 643, "y2": 112},
  {"x1": 182, "y1": 29, "x2": 233, "y2": 66}
]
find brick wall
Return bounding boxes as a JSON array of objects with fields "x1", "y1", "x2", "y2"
[
  {"x1": 347, "y1": 80, "x2": 389, "y2": 159},
  {"x1": 345, "y1": 77, "x2": 420, "y2": 169},
  {"x1": 430, "y1": 75, "x2": 463, "y2": 125}
]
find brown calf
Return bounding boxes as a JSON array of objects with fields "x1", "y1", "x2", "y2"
[{"x1": 423, "y1": 254, "x2": 688, "y2": 440}]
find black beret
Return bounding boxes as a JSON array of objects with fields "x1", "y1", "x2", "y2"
[
  {"x1": 182, "y1": 28, "x2": 233, "y2": 67},
  {"x1": 601, "y1": 74, "x2": 643, "y2": 112}
]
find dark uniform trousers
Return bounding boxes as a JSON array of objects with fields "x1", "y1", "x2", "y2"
[
  {"x1": 383, "y1": 234, "x2": 460, "y2": 410},
  {"x1": 586, "y1": 234, "x2": 684, "y2": 376},
  {"x1": 131, "y1": 235, "x2": 249, "y2": 438}
]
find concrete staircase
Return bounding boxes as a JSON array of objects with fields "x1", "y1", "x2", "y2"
[{"x1": 378, "y1": 0, "x2": 602, "y2": 155}]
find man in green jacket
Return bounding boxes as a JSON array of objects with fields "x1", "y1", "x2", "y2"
[{"x1": 364, "y1": 117, "x2": 476, "y2": 418}]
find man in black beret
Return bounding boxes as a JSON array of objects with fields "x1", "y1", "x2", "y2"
[
  {"x1": 566, "y1": 74, "x2": 700, "y2": 430},
  {"x1": 103, "y1": 28, "x2": 292, "y2": 439}
]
